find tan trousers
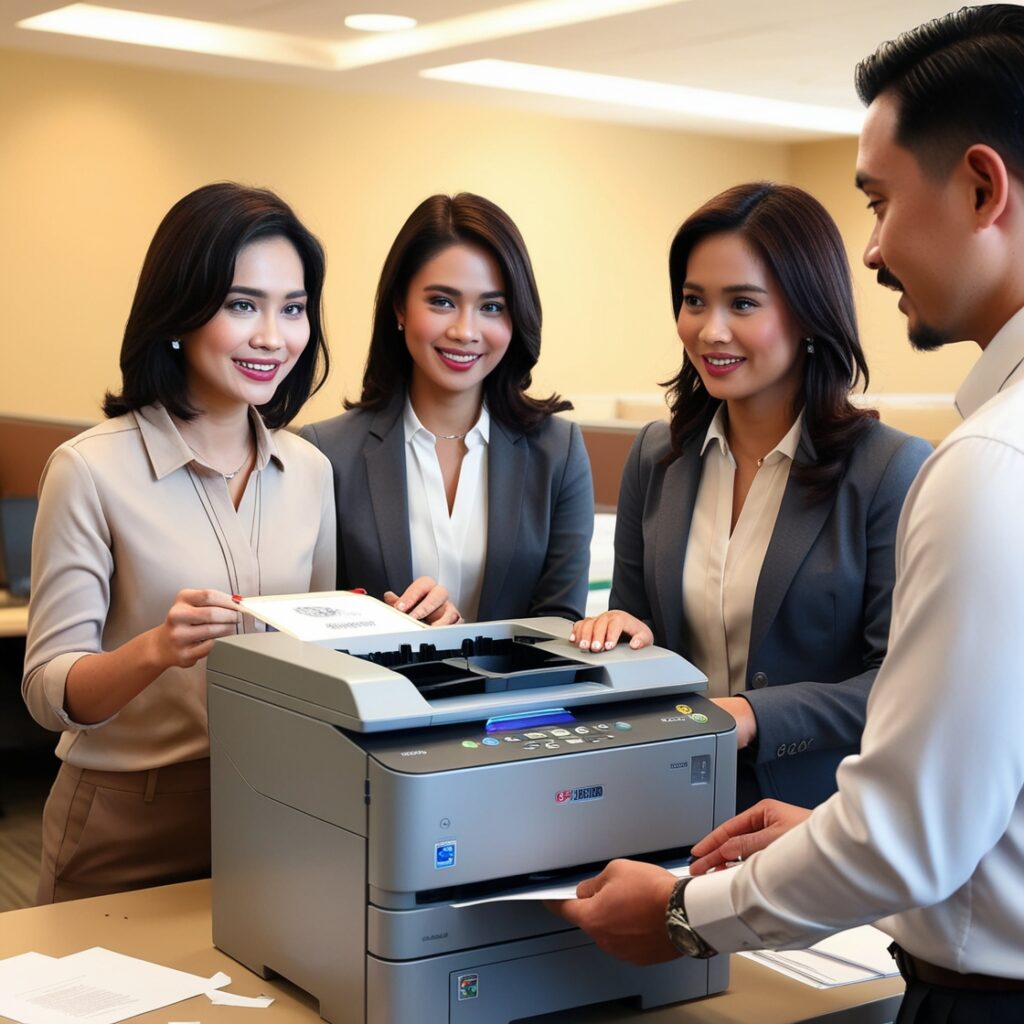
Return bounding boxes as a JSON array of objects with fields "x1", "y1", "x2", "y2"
[{"x1": 36, "y1": 758, "x2": 211, "y2": 904}]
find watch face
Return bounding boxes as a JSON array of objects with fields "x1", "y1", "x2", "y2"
[{"x1": 669, "y1": 921, "x2": 704, "y2": 958}]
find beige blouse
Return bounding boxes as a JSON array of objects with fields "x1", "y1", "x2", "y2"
[
  {"x1": 22, "y1": 404, "x2": 336, "y2": 772},
  {"x1": 682, "y1": 408, "x2": 802, "y2": 698}
]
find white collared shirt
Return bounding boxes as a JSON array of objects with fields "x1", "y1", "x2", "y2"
[
  {"x1": 683, "y1": 408, "x2": 803, "y2": 697},
  {"x1": 403, "y1": 400, "x2": 489, "y2": 621},
  {"x1": 686, "y1": 306, "x2": 1024, "y2": 977}
]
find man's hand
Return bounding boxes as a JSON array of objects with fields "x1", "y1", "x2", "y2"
[
  {"x1": 546, "y1": 859, "x2": 680, "y2": 964},
  {"x1": 689, "y1": 799, "x2": 811, "y2": 875}
]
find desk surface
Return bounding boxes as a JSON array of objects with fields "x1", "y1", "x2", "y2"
[
  {"x1": 0, "y1": 597, "x2": 28, "y2": 638},
  {"x1": 0, "y1": 881, "x2": 903, "y2": 1024}
]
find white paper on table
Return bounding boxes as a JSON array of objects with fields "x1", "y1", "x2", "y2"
[
  {"x1": 810, "y1": 925, "x2": 898, "y2": 975},
  {"x1": 741, "y1": 925, "x2": 898, "y2": 988},
  {"x1": 0, "y1": 946, "x2": 229, "y2": 1024},
  {"x1": 0, "y1": 954, "x2": 59, "y2": 969},
  {"x1": 206, "y1": 991, "x2": 274, "y2": 1008},
  {"x1": 451, "y1": 864, "x2": 690, "y2": 908}
]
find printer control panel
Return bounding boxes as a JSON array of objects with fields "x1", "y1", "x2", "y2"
[{"x1": 357, "y1": 693, "x2": 732, "y2": 773}]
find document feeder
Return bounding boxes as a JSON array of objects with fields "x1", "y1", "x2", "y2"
[{"x1": 208, "y1": 617, "x2": 736, "y2": 1023}]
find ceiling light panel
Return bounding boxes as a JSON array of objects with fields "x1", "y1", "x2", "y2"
[
  {"x1": 421, "y1": 59, "x2": 865, "y2": 134},
  {"x1": 17, "y1": 3, "x2": 334, "y2": 67}
]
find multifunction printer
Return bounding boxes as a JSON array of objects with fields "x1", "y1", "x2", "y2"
[{"x1": 207, "y1": 617, "x2": 736, "y2": 1023}]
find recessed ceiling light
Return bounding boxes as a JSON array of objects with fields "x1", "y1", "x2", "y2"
[
  {"x1": 422, "y1": 60, "x2": 865, "y2": 135},
  {"x1": 343, "y1": 14, "x2": 417, "y2": 33}
]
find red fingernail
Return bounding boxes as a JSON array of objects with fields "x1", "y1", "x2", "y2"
[
  {"x1": 232, "y1": 594, "x2": 242, "y2": 602},
  {"x1": 349, "y1": 588, "x2": 367, "y2": 595}
]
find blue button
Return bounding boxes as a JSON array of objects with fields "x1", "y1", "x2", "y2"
[
  {"x1": 614, "y1": 722, "x2": 632, "y2": 731},
  {"x1": 482, "y1": 737, "x2": 499, "y2": 746}
]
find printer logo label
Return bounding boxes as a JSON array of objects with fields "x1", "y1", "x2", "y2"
[
  {"x1": 555, "y1": 785, "x2": 604, "y2": 804},
  {"x1": 457, "y1": 974, "x2": 479, "y2": 1000},
  {"x1": 434, "y1": 840, "x2": 456, "y2": 869}
]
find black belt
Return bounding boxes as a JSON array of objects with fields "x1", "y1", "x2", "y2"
[{"x1": 890, "y1": 943, "x2": 1024, "y2": 993}]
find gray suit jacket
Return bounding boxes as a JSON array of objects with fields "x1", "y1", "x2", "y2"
[
  {"x1": 610, "y1": 416, "x2": 932, "y2": 808},
  {"x1": 300, "y1": 397, "x2": 594, "y2": 621}
]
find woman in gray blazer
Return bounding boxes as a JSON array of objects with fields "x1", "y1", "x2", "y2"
[
  {"x1": 573, "y1": 183, "x2": 931, "y2": 809},
  {"x1": 302, "y1": 193, "x2": 593, "y2": 623}
]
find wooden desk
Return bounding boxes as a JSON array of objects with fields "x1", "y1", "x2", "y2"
[
  {"x1": 0, "y1": 600, "x2": 28, "y2": 639},
  {"x1": 0, "y1": 881, "x2": 903, "y2": 1024}
]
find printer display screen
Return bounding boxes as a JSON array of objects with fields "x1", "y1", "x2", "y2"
[{"x1": 484, "y1": 708, "x2": 576, "y2": 732}]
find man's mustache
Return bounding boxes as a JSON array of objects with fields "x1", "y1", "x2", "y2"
[{"x1": 877, "y1": 266, "x2": 904, "y2": 292}]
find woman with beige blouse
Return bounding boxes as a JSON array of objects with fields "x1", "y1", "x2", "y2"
[{"x1": 22, "y1": 183, "x2": 336, "y2": 903}]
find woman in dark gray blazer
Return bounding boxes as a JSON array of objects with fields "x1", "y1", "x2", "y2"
[
  {"x1": 573, "y1": 183, "x2": 931, "y2": 810},
  {"x1": 302, "y1": 193, "x2": 593, "y2": 623}
]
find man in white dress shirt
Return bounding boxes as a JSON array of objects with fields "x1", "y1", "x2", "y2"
[{"x1": 552, "y1": 6, "x2": 1024, "y2": 1019}]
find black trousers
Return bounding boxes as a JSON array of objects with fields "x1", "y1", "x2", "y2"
[{"x1": 895, "y1": 981, "x2": 1024, "y2": 1023}]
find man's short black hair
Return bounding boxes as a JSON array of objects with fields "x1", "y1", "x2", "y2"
[{"x1": 855, "y1": 4, "x2": 1024, "y2": 181}]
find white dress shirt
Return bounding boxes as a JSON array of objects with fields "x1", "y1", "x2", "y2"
[
  {"x1": 683, "y1": 409, "x2": 802, "y2": 697},
  {"x1": 686, "y1": 307, "x2": 1024, "y2": 977},
  {"x1": 404, "y1": 400, "x2": 489, "y2": 621}
]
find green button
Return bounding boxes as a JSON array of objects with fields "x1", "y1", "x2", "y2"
[
  {"x1": 462, "y1": 740, "x2": 479, "y2": 749},
  {"x1": 689, "y1": 713, "x2": 708, "y2": 724}
]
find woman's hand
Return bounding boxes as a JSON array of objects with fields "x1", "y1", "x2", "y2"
[
  {"x1": 688, "y1": 799, "x2": 812, "y2": 875},
  {"x1": 710, "y1": 696, "x2": 758, "y2": 749},
  {"x1": 569, "y1": 611, "x2": 653, "y2": 652},
  {"x1": 384, "y1": 577, "x2": 463, "y2": 625},
  {"x1": 64, "y1": 588, "x2": 241, "y2": 724},
  {"x1": 150, "y1": 588, "x2": 242, "y2": 670}
]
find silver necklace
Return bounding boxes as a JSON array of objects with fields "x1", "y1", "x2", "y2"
[
  {"x1": 186, "y1": 440, "x2": 253, "y2": 479},
  {"x1": 436, "y1": 430, "x2": 469, "y2": 441}
]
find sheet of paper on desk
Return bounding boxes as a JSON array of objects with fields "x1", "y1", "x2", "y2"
[
  {"x1": 741, "y1": 926, "x2": 898, "y2": 988},
  {"x1": 0, "y1": 947, "x2": 229, "y2": 1024},
  {"x1": 451, "y1": 865, "x2": 690, "y2": 908}
]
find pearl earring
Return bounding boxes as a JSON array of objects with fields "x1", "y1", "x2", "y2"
[
  {"x1": 804, "y1": 336, "x2": 815, "y2": 354},
  {"x1": 397, "y1": 323, "x2": 404, "y2": 332},
  {"x1": 170, "y1": 338, "x2": 181, "y2": 351}
]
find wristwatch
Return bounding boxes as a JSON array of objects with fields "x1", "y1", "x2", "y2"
[{"x1": 665, "y1": 877, "x2": 717, "y2": 959}]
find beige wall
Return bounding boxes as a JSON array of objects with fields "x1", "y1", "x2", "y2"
[
  {"x1": 1, "y1": 48, "x2": 791, "y2": 425},
  {"x1": 2, "y1": 49, "x2": 980, "y2": 429}
]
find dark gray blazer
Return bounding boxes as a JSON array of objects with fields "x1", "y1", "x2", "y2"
[
  {"x1": 300, "y1": 397, "x2": 594, "y2": 622},
  {"x1": 610, "y1": 416, "x2": 931, "y2": 809}
]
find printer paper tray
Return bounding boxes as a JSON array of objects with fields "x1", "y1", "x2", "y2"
[{"x1": 367, "y1": 849, "x2": 691, "y2": 961}]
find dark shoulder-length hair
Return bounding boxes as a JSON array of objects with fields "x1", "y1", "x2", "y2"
[
  {"x1": 348, "y1": 192, "x2": 570, "y2": 431},
  {"x1": 664, "y1": 181, "x2": 876, "y2": 492},
  {"x1": 103, "y1": 182, "x2": 329, "y2": 429}
]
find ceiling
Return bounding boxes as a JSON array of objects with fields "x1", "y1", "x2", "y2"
[{"x1": 0, "y1": 0, "x2": 991, "y2": 140}]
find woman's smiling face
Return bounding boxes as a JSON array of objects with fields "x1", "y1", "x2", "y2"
[
  {"x1": 398, "y1": 243, "x2": 513, "y2": 403},
  {"x1": 677, "y1": 231, "x2": 804, "y2": 415}
]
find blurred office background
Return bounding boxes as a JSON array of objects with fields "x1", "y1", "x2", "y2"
[{"x1": 0, "y1": 0, "x2": 978, "y2": 909}]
